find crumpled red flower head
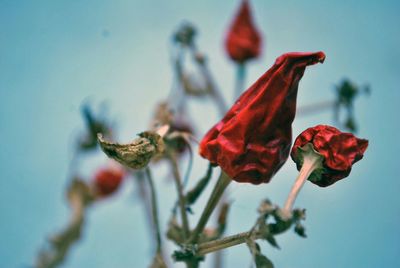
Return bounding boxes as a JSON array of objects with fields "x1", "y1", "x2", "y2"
[
  {"x1": 291, "y1": 125, "x2": 368, "y2": 187},
  {"x1": 94, "y1": 167, "x2": 125, "y2": 196},
  {"x1": 199, "y1": 51, "x2": 326, "y2": 184},
  {"x1": 225, "y1": 0, "x2": 262, "y2": 63}
]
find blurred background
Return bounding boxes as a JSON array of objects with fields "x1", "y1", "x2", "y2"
[{"x1": 1, "y1": 0, "x2": 399, "y2": 267}]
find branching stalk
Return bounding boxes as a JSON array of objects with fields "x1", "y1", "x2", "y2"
[
  {"x1": 198, "y1": 231, "x2": 262, "y2": 256},
  {"x1": 187, "y1": 171, "x2": 231, "y2": 243},
  {"x1": 189, "y1": 44, "x2": 228, "y2": 115}
]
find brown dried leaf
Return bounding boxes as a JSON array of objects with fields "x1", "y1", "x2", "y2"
[{"x1": 98, "y1": 131, "x2": 165, "y2": 169}]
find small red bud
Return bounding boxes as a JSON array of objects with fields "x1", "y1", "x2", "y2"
[
  {"x1": 93, "y1": 167, "x2": 125, "y2": 197},
  {"x1": 225, "y1": 0, "x2": 262, "y2": 63}
]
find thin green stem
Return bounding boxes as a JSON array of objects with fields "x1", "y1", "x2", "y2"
[
  {"x1": 187, "y1": 171, "x2": 231, "y2": 243},
  {"x1": 145, "y1": 167, "x2": 162, "y2": 253}
]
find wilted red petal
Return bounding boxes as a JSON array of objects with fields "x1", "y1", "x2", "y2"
[
  {"x1": 225, "y1": 0, "x2": 262, "y2": 62},
  {"x1": 200, "y1": 51, "x2": 325, "y2": 184},
  {"x1": 291, "y1": 125, "x2": 368, "y2": 187}
]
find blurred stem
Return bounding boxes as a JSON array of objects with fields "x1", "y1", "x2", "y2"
[
  {"x1": 134, "y1": 172, "x2": 155, "y2": 237},
  {"x1": 182, "y1": 137, "x2": 194, "y2": 188},
  {"x1": 188, "y1": 171, "x2": 231, "y2": 244},
  {"x1": 145, "y1": 167, "x2": 162, "y2": 253},
  {"x1": 169, "y1": 153, "x2": 190, "y2": 239},
  {"x1": 297, "y1": 100, "x2": 335, "y2": 116},
  {"x1": 189, "y1": 44, "x2": 228, "y2": 116},
  {"x1": 234, "y1": 63, "x2": 246, "y2": 100},
  {"x1": 35, "y1": 191, "x2": 87, "y2": 268}
]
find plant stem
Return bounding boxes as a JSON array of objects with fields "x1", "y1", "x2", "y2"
[
  {"x1": 169, "y1": 153, "x2": 190, "y2": 239},
  {"x1": 187, "y1": 171, "x2": 231, "y2": 243},
  {"x1": 145, "y1": 167, "x2": 162, "y2": 253},
  {"x1": 134, "y1": 171, "x2": 155, "y2": 243},
  {"x1": 283, "y1": 145, "x2": 323, "y2": 215},
  {"x1": 197, "y1": 231, "x2": 262, "y2": 256},
  {"x1": 234, "y1": 63, "x2": 246, "y2": 100},
  {"x1": 189, "y1": 44, "x2": 228, "y2": 116},
  {"x1": 297, "y1": 100, "x2": 335, "y2": 116}
]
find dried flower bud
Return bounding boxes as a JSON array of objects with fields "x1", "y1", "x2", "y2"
[
  {"x1": 98, "y1": 131, "x2": 165, "y2": 169},
  {"x1": 199, "y1": 52, "x2": 325, "y2": 184},
  {"x1": 225, "y1": 0, "x2": 262, "y2": 63},
  {"x1": 166, "y1": 120, "x2": 194, "y2": 153},
  {"x1": 173, "y1": 22, "x2": 197, "y2": 46},
  {"x1": 150, "y1": 102, "x2": 194, "y2": 155},
  {"x1": 93, "y1": 166, "x2": 125, "y2": 196},
  {"x1": 291, "y1": 125, "x2": 368, "y2": 187},
  {"x1": 151, "y1": 101, "x2": 174, "y2": 128}
]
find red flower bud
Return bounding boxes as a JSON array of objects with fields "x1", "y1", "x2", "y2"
[
  {"x1": 94, "y1": 167, "x2": 125, "y2": 196},
  {"x1": 291, "y1": 125, "x2": 368, "y2": 187},
  {"x1": 199, "y1": 51, "x2": 325, "y2": 184},
  {"x1": 225, "y1": 0, "x2": 262, "y2": 63}
]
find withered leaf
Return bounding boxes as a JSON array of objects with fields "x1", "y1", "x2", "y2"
[
  {"x1": 294, "y1": 223, "x2": 307, "y2": 238},
  {"x1": 98, "y1": 131, "x2": 165, "y2": 169},
  {"x1": 247, "y1": 240, "x2": 274, "y2": 268}
]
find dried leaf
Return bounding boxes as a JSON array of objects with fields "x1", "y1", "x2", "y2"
[
  {"x1": 185, "y1": 163, "x2": 213, "y2": 205},
  {"x1": 264, "y1": 234, "x2": 280, "y2": 249},
  {"x1": 254, "y1": 253, "x2": 274, "y2": 268},
  {"x1": 294, "y1": 223, "x2": 307, "y2": 238},
  {"x1": 98, "y1": 131, "x2": 164, "y2": 169},
  {"x1": 247, "y1": 240, "x2": 274, "y2": 268},
  {"x1": 257, "y1": 199, "x2": 275, "y2": 215}
]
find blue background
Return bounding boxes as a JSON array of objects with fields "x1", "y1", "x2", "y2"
[{"x1": 1, "y1": 0, "x2": 399, "y2": 267}]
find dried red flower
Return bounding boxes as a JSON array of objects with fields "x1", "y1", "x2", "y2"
[
  {"x1": 94, "y1": 167, "x2": 125, "y2": 196},
  {"x1": 291, "y1": 125, "x2": 368, "y2": 187},
  {"x1": 199, "y1": 51, "x2": 326, "y2": 184},
  {"x1": 225, "y1": 0, "x2": 262, "y2": 63}
]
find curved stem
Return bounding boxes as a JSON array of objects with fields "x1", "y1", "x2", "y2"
[
  {"x1": 283, "y1": 149, "x2": 323, "y2": 214},
  {"x1": 145, "y1": 167, "x2": 162, "y2": 253},
  {"x1": 187, "y1": 171, "x2": 231, "y2": 243}
]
